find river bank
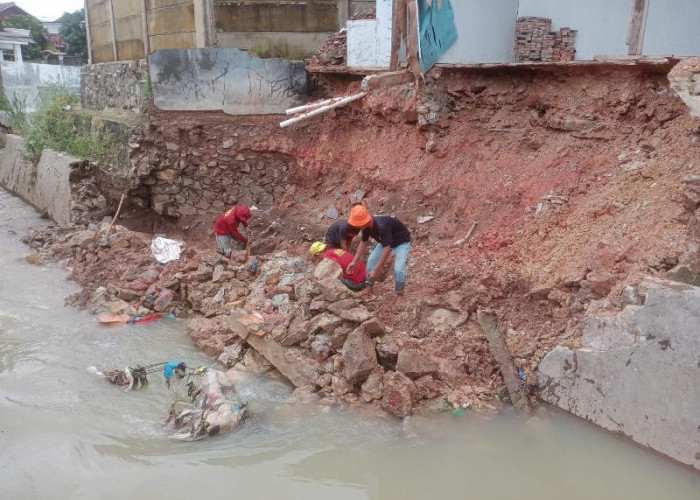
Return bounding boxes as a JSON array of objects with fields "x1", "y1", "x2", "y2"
[{"x1": 3, "y1": 188, "x2": 700, "y2": 499}]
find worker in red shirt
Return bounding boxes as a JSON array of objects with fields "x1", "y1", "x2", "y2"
[
  {"x1": 213, "y1": 204, "x2": 252, "y2": 257},
  {"x1": 310, "y1": 241, "x2": 367, "y2": 291}
]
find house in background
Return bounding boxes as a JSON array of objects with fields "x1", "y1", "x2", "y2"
[
  {"x1": 0, "y1": 25, "x2": 33, "y2": 62},
  {"x1": 0, "y1": 2, "x2": 30, "y2": 20}
]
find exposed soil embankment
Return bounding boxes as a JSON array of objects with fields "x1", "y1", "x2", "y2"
[{"x1": 25, "y1": 62, "x2": 700, "y2": 415}]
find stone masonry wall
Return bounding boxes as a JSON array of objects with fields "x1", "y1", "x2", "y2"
[
  {"x1": 81, "y1": 60, "x2": 150, "y2": 113},
  {"x1": 129, "y1": 121, "x2": 292, "y2": 218}
]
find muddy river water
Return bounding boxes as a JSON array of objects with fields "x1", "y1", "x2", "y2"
[{"x1": 1, "y1": 189, "x2": 699, "y2": 500}]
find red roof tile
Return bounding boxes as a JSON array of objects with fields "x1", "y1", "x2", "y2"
[{"x1": 45, "y1": 32, "x2": 65, "y2": 49}]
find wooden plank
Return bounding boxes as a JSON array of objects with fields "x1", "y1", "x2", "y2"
[
  {"x1": 389, "y1": 0, "x2": 401, "y2": 70},
  {"x1": 627, "y1": 0, "x2": 650, "y2": 56},
  {"x1": 108, "y1": 0, "x2": 119, "y2": 60},
  {"x1": 361, "y1": 70, "x2": 413, "y2": 90},
  {"x1": 405, "y1": 0, "x2": 421, "y2": 79},
  {"x1": 477, "y1": 309, "x2": 531, "y2": 412}
]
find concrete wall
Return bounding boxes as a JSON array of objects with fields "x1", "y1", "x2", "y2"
[
  {"x1": 517, "y1": 0, "x2": 631, "y2": 60},
  {"x1": 537, "y1": 278, "x2": 700, "y2": 470},
  {"x1": 149, "y1": 47, "x2": 307, "y2": 114},
  {"x1": 81, "y1": 60, "x2": 150, "y2": 113},
  {"x1": 0, "y1": 135, "x2": 84, "y2": 223},
  {"x1": 0, "y1": 62, "x2": 81, "y2": 113},
  {"x1": 87, "y1": 0, "x2": 196, "y2": 63},
  {"x1": 643, "y1": 0, "x2": 700, "y2": 57}
]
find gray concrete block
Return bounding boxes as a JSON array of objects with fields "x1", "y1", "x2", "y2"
[{"x1": 538, "y1": 278, "x2": 700, "y2": 470}]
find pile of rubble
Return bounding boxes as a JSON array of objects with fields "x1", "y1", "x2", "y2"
[{"x1": 23, "y1": 220, "x2": 504, "y2": 417}]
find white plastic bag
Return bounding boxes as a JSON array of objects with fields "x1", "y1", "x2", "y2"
[{"x1": 151, "y1": 237, "x2": 183, "y2": 264}]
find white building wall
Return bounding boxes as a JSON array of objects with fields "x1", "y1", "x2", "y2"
[
  {"x1": 517, "y1": 0, "x2": 631, "y2": 60},
  {"x1": 643, "y1": 0, "x2": 700, "y2": 57}
]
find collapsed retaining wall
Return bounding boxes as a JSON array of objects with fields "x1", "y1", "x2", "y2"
[
  {"x1": 537, "y1": 277, "x2": 700, "y2": 470},
  {"x1": 0, "y1": 134, "x2": 104, "y2": 223}
]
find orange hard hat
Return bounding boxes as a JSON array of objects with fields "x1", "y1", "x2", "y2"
[{"x1": 348, "y1": 205, "x2": 371, "y2": 227}]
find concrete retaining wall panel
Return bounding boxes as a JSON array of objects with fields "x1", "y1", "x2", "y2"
[
  {"x1": 0, "y1": 62, "x2": 81, "y2": 113},
  {"x1": 537, "y1": 279, "x2": 700, "y2": 470},
  {"x1": 149, "y1": 47, "x2": 307, "y2": 114},
  {"x1": 0, "y1": 135, "x2": 81, "y2": 223}
]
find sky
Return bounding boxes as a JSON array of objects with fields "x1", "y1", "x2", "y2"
[{"x1": 11, "y1": 0, "x2": 84, "y2": 21}]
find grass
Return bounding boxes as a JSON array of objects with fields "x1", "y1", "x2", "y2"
[{"x1": 10, "y1": 85, "x2": 119, "y2": 165}]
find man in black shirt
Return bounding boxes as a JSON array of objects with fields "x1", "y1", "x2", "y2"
[
  {"x1": 324, "y1": 219, "x2": 358, "y2": 250},
  {"x1": 347, "y1": 205, "x2": 411, "y2": 295}
]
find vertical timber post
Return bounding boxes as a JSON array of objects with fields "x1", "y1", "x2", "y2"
[
  {"x1": 83, "y1": 0, "x2": 93, "y2": 64},
  {"x1": 477, "y1": 309, "x2": 531, "y2": 412},
  {"x1": 140, "y1": 0, "x2": 150, "y2": 58},
  {"x1": 107, "y1": 0, "x2": 119, "y2": 61}
]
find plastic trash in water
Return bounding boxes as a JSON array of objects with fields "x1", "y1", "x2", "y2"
[
  {"x1": 452, "y1": 408, "x2": 464, "y2": 416},
  {"x1": 151, "y1": 237, "x2": 183, "y2": 263}
]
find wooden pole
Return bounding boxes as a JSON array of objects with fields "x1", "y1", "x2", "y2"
[
  {"x1": 83, "y1": 0, "x2": 93, "y2": 64},
  {"x1": 107, "y1": 0, "x2": 119, "y2": 61},
  {"x1": 107, "y1": 193, "x2": 126, "y2": 236},
  {"x1": 477, "y1": 310, "x2": 531, "y2": 412},
  {"x1": 406, "y1": 0, "x2": 421, "y2": 79},
  {"x1": 140, "y1": 0, "x2": 150, "y2": 57},
  {"x1": 389, "y1": 0, "x2": 401, "y2": 70}
]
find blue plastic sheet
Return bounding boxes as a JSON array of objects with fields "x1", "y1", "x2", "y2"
[{"x1": 417, "y1": 0, "x2": 458, "y2": 73}]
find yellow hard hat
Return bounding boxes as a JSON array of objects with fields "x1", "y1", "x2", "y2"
[{"x1": 309, "y1": 241, "x2": 327, "y2": 255}]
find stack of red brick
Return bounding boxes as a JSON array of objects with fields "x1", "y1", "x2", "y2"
[{"x1": 514, "y1": 17, "x2": 576, "y2": 62}]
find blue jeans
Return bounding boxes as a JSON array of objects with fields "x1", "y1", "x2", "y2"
[{"x1": 366, "y1": 242, "x2": 411, "y2": 292}]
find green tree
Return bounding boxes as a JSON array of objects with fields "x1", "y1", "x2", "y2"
[
  {"x1": 3, "y1": 14, "x2": 45, "y2": 61},
  {"x1": 58, "y1": 10, "x2": 88, "y2": 61}
]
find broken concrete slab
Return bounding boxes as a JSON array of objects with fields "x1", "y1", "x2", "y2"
[
  {"x1": 538, "y1": 278, "x2": 700, "y2": 470},
  {"x1": 225, "y1": 315, "x2": 322, "y2": 388}
]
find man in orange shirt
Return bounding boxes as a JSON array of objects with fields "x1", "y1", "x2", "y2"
[{"x1": 213, "y1": 204, "x2": 252, "y2": 257}]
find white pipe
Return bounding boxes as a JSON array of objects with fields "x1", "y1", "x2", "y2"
[
  {"x1": 285, "y1": 97, "x2": 345, "y2": 115},
  {"x1": 280, "y1": 92, "x2": 367, "y2": 128}
]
